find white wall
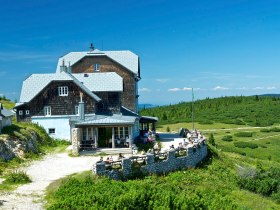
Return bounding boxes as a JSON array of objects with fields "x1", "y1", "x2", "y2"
[{"x1": 32, "y1": 117, "x2": 71, "y2": 141}]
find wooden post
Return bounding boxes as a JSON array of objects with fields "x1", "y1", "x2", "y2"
[{"x1": 112, "y1": 127, "x2": 115, "y2": 148}]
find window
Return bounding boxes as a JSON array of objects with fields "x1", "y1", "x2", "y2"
[
  {"x1": 48, "y1": 128, "x2": 55, "y2": 134},
  {"x1": 75, "y1": 105, "x2": 79, "y2": 115},
  {"x1": 58, "y1": 86, "x2": 68, "y2": 96},
  {"x1": 82, "y1": 128, "x2": 94, "y2": 140},
  {"x1": 19, "y1": 110, "x2": 23, "y2": 115},
  {"x1": 44, "y1": 106, "x2": 51, "y2": 116},
  {"x1": 94, "y1": 63, "x2": 100, "y2": 71},
  {"x1": 26, "y1": 110, "x2": 30, "y2": 115}
]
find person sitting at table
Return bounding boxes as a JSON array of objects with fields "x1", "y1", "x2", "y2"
[
  {"x1": 109, "y1": 156, "x2": 113, "y2": 163},
  {"x1": 118, "y1": 153, "x2": 125, "y2": 160}
]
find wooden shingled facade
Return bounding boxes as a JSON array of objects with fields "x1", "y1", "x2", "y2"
[
  {"x1": 71, "y1": 56, "x2": 137, "y2": 112},
  {"x1": 16, "y1": 81, "x2": 98, "y2": 122}
]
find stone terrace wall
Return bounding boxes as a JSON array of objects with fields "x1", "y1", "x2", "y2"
[{"x1": 94, "y1": 141, "x2": 207, "y2": 180}]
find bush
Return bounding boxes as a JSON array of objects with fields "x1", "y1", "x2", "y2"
[
  {"x1": 270, "y1": 127, "x2": 280, "y2": 132},
  {"x1": 234, "y1": 132, "x2": 253, "y2": 137},
  {"x1": 198, "y1": 120, "x2": 213, "y2": 125},
  {"x1": 260, "y1": 129, "x2": 271, "y2": 133},
  {"x1": 166, "y1": 126, "x2": 170, "y2": 132},
  {"x1": 208, "y1": 133, "x2": 215, "y2": 146},
  {"x1": 221, "y1": 135, "x2": 233, "y2": 142},
  {"x1": 234, "y1": 142, "x2": 258, "y2": 149},
  {"x1": 4, "y1": 170, "x2": 32, "y2": 184},
  {"x1": 237, "y1": 167, "x2": 280, "y2": 201}
]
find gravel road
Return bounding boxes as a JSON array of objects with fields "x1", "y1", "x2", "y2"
[{"x1": 0, "y1": 152, "x2": 108, "y2": 210}]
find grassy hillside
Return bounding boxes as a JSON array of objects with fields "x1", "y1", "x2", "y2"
[
  {"x1": 0, "y1": 96, "x2": 15, "y2": 110},
  {"x1": 140, "y1": 96, "x2": 280, "y2": 126},
  {"x1": 44, "y1": 95, "x2": 280, "y2": 209},
  {"x1": 45, "y1": 146, "x2": 280, "y2": 209}
]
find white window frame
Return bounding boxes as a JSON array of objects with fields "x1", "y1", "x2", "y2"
[
  {"x1": 48, "y1": 128, "x2": 55, "y2": 134},
  {"x1": 19, "y1": 110, "x2": 23, "y2": 115},
  {"x1": 58, "y1": 86, "x2": 68, "y2": 96},
  {"x1": 44, "y1": 106, "x2": 51, "y2": 116},
  {"x1": 94, "y1": 63, "x2": 100, "y2": 72},
  {"x1": 26, "y1": 110, "x2": 30, "y2": 115},
  {"x1": 82, "y1": 128, "x2": 94, "y2": 140},
  {"x1": 75, "y1": 105, "x2": 79, "y2": 115}
]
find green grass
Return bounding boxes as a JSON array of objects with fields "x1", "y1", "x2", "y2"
[
  {"x1": 0, "y1": 170, "x2": 32, "y2": 191},
  {"x1": 45, "y1": 146, "x2": 280, "y2": 209},
  {"x1": 0, "y1": 97, "x2": 15, "y2": 110}
]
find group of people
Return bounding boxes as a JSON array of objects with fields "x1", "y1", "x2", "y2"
[
  {"x1": 172, "y1": 128, "x2": 206, "y2": 150},
  {"x1": 99, "y1": 153, "x2": 125, "y2": 164}
]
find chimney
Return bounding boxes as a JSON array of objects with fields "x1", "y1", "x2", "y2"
[
  {"x1": 60, "y1": 59, "x2": 67, "y2": 72},
  {"x1": 89, "y1": 43, "x2": 94, "y2": 52},
  {"x1": 79, "y1": 92, "x2": 85, "y2": 121}
]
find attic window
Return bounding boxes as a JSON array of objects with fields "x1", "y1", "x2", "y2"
[
  {"x1": 58, "y1": 86, "x2": 68, "y2": 96},
  {"x1": 26, "y1": 110, "x2": 30, "y2": 115},
  {"x1": 94, "y1": 64, "x2": 100, "y2": 72},
  {"x1": 19, "y1": 110, "x2": 23, "y2": 115}
]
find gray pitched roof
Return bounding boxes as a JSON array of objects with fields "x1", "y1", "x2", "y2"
[
  {"x1": 74, "y1": 114, "x2": 137, "y2": 126},
  {"x1": 0, "y1": 103, "x2": 14, "y2": 117},
  {"x1": 56, "y1": 49, "x2": 139, "y2": 76},
  {"x1": 18, "y1": 71, "x2": 101, "y2": 105},
  {"x1": 73, "y1": 72, "x2": 123, "y2": 92}
]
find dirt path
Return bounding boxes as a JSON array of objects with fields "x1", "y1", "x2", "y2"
[
  {"x1": 245, "y1": 134, "x2": 280, "y2": 142},
  {"x1": 0, "y1": 152, "x2": 110, "y2": 210}
]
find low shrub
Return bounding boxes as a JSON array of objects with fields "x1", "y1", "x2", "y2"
[
  {"x1": 198, "y1": 120, "x2": 213, "y2": 125},
  {"x1": 234, "y1": 132, "x2": 253, "y2": 137},
  {"x1": 4, "y1": 170, "x2": 32, "y2": 184},
  {"x1": 221, "y1": 135, "x2": 233, "y2": 142},
  {"x1": 234, "y1": 142, "x2": 258, "y2": 149},
  {"x1": 260, "y1": 129, "x2": 271, "y2": 133},
  {"x1": 237, "y1": 167, "x2": 280, "y2": 202},
  {"x1": 270, "y1": 127, "x2": 280, "y2": 132}
]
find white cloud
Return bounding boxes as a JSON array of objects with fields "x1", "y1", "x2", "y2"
[
  {"x1": 267, "y1": 86, "x2": 276, "y2": 90},
  {"x1": 155, "y1": 78, "x2": 169, "y2": 83},
  {"x1": 168, "y1": 88, "x2": 181, "y2": 92},
  {"x1": 139, "y1": 88, "x2": 152, "y2": 92},
  {"x1": 168, "y1": 87, "x2": 200, "y2": 92},
  {"x1": 213, "y1": 86, "x2": 230, "y2": 90},
  {"x1": 182, "y1": 87, "x2": 192, "y2": 91},
  {"x1": 253, "y1": 87, "x2": 265, "y2": 90}
]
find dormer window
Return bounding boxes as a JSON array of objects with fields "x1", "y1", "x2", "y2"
[
  {"x1": 94, "y1": 64, "x2": 100, "y2": 72},
  {"x1": 58, "y1": 86, "x2": 68, "y2": 96}
]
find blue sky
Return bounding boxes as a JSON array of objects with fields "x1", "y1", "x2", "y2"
[{"x1": 0, "y1": 0, "x2": 280, "y2": 105}]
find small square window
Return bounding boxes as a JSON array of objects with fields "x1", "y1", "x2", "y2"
[
  {"x1": 48, "y1": 128, "x2": 55, "y2": 134},
  {"x1": 94, "y1": 64, "x2": 100, "y2": 71},
  {"x1": 26, "y1": 110, "x2": 30, "y2": 115},
  {"x1": 19, "y1": 110, "x2": 23, "y2": 115},
  {"x1": 58, "y1": 86, "x2": 68, "y2": 96}
]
